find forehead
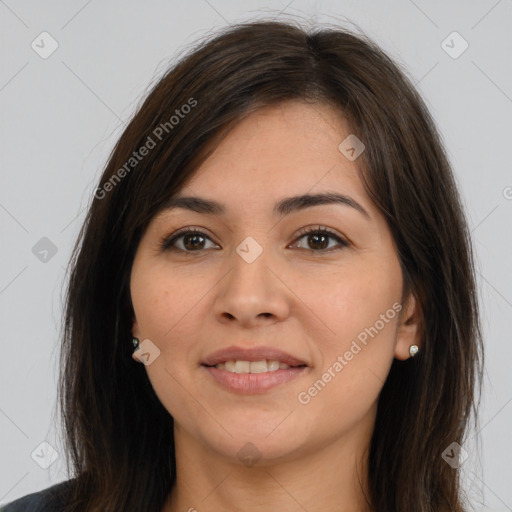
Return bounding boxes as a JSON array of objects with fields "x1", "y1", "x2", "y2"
[{"x1": 180, "y1": 100, "x2": 368, "y2": 208}]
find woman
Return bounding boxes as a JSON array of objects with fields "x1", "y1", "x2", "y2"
[{"x1": 2, "y1": 18, "x2": 483, "y2": 512}]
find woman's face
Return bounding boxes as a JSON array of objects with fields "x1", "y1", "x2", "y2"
[{"x1": 130, "y1": 100, "x2": 419, "y2": 465}]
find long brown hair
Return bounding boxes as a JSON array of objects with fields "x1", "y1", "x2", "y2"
[{"x1": 56, "y1": 19, "x2": 484, "y2": 511}]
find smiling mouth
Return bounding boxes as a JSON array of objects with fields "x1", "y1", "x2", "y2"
[
  {"x1": 202, "y1": 361, "x2": 309, "y2": 394},
  {"x1": 203, "y1": 359, "x2": 307, "y2": 373}
]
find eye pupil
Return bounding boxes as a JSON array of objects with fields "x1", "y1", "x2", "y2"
[
  {"x1": 184, "y1": 234, "x2": 205, "y2": 250},
  {"x1": 308, "y1": 234, "x2": 329, "y2": 250}
]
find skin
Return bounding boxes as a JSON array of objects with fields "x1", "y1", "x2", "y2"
[{"x1": 130, "y1": 99, "x2": 422, "y2": 512}]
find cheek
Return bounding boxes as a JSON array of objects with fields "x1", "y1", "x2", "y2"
[
  {"x1": 295, "y1": 271, "x2": 400, "y2": 433},
  {"x1": 131, "y1": 274, "x2": 170, "y2": 336},
  {"x1": 297, "y1": 257, "x2": 401, "y2": 351},
  {"x1": 132, "y1": 261, "x2": 191, "y2": 338},
  {"x1": 130, "y1": 266, "x2": 206, "y2": 420}
]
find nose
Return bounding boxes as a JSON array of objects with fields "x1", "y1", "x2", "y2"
[{"x1": 212, "y1": 240, "x2": 291, "y2": 328}]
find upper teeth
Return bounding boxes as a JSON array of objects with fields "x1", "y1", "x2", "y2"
[{"x1": 215, "y1": 360, "x2": 291, "y2": 373}]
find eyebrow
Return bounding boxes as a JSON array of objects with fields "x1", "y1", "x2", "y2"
[{"x1": 162, "y1": 192, "x2": 371, "y2": 219}]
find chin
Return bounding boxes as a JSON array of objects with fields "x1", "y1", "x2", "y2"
[
  {"x1": 214, "y1": 436, "x2": 305, "y2": 467},
  {"x1": 194, "y1": 419, "x2": 308, "y2": 467}
]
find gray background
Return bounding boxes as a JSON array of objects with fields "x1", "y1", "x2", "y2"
[{"x1": 0, "y1": 1, "x2": 511, "y2": 510}]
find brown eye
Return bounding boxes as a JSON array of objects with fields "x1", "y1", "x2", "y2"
[
  {"x1": 291, "y1": 226, "x2": 349, "y2": 252},
  {"x1": 160, "y1": 228, "x2": 218, "y2": 252}
]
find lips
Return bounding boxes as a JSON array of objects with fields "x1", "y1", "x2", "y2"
[{"x1": 201, "y1": 345, "x2": 308, "y2": 368}]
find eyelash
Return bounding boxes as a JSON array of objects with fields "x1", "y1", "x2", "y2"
[{"x1": 159, "y1": 226, "x2": 349, "y2": 254}]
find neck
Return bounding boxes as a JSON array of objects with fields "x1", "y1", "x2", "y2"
[{"x1": 164, "y1": 422, "x2": 374, "y2": 512}]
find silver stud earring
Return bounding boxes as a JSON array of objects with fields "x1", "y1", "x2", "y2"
[
  {"x1": 132, "y1": 337, "x2": 140, "y2": 360},
  {"x1": 409, "y1": 344, "x2": 419, "y2": 357}
]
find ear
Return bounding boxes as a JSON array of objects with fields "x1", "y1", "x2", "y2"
[
  {"x1": 394, "y1": 293, "x2": 422, "y2": 360},
  {"x1": 131, "y1": 315, "x2": 141, "y2": 340}
]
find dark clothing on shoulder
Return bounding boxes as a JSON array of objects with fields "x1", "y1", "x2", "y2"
[{"x1": 1, "y1": 479, "x2": 73, "y2": 512}]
